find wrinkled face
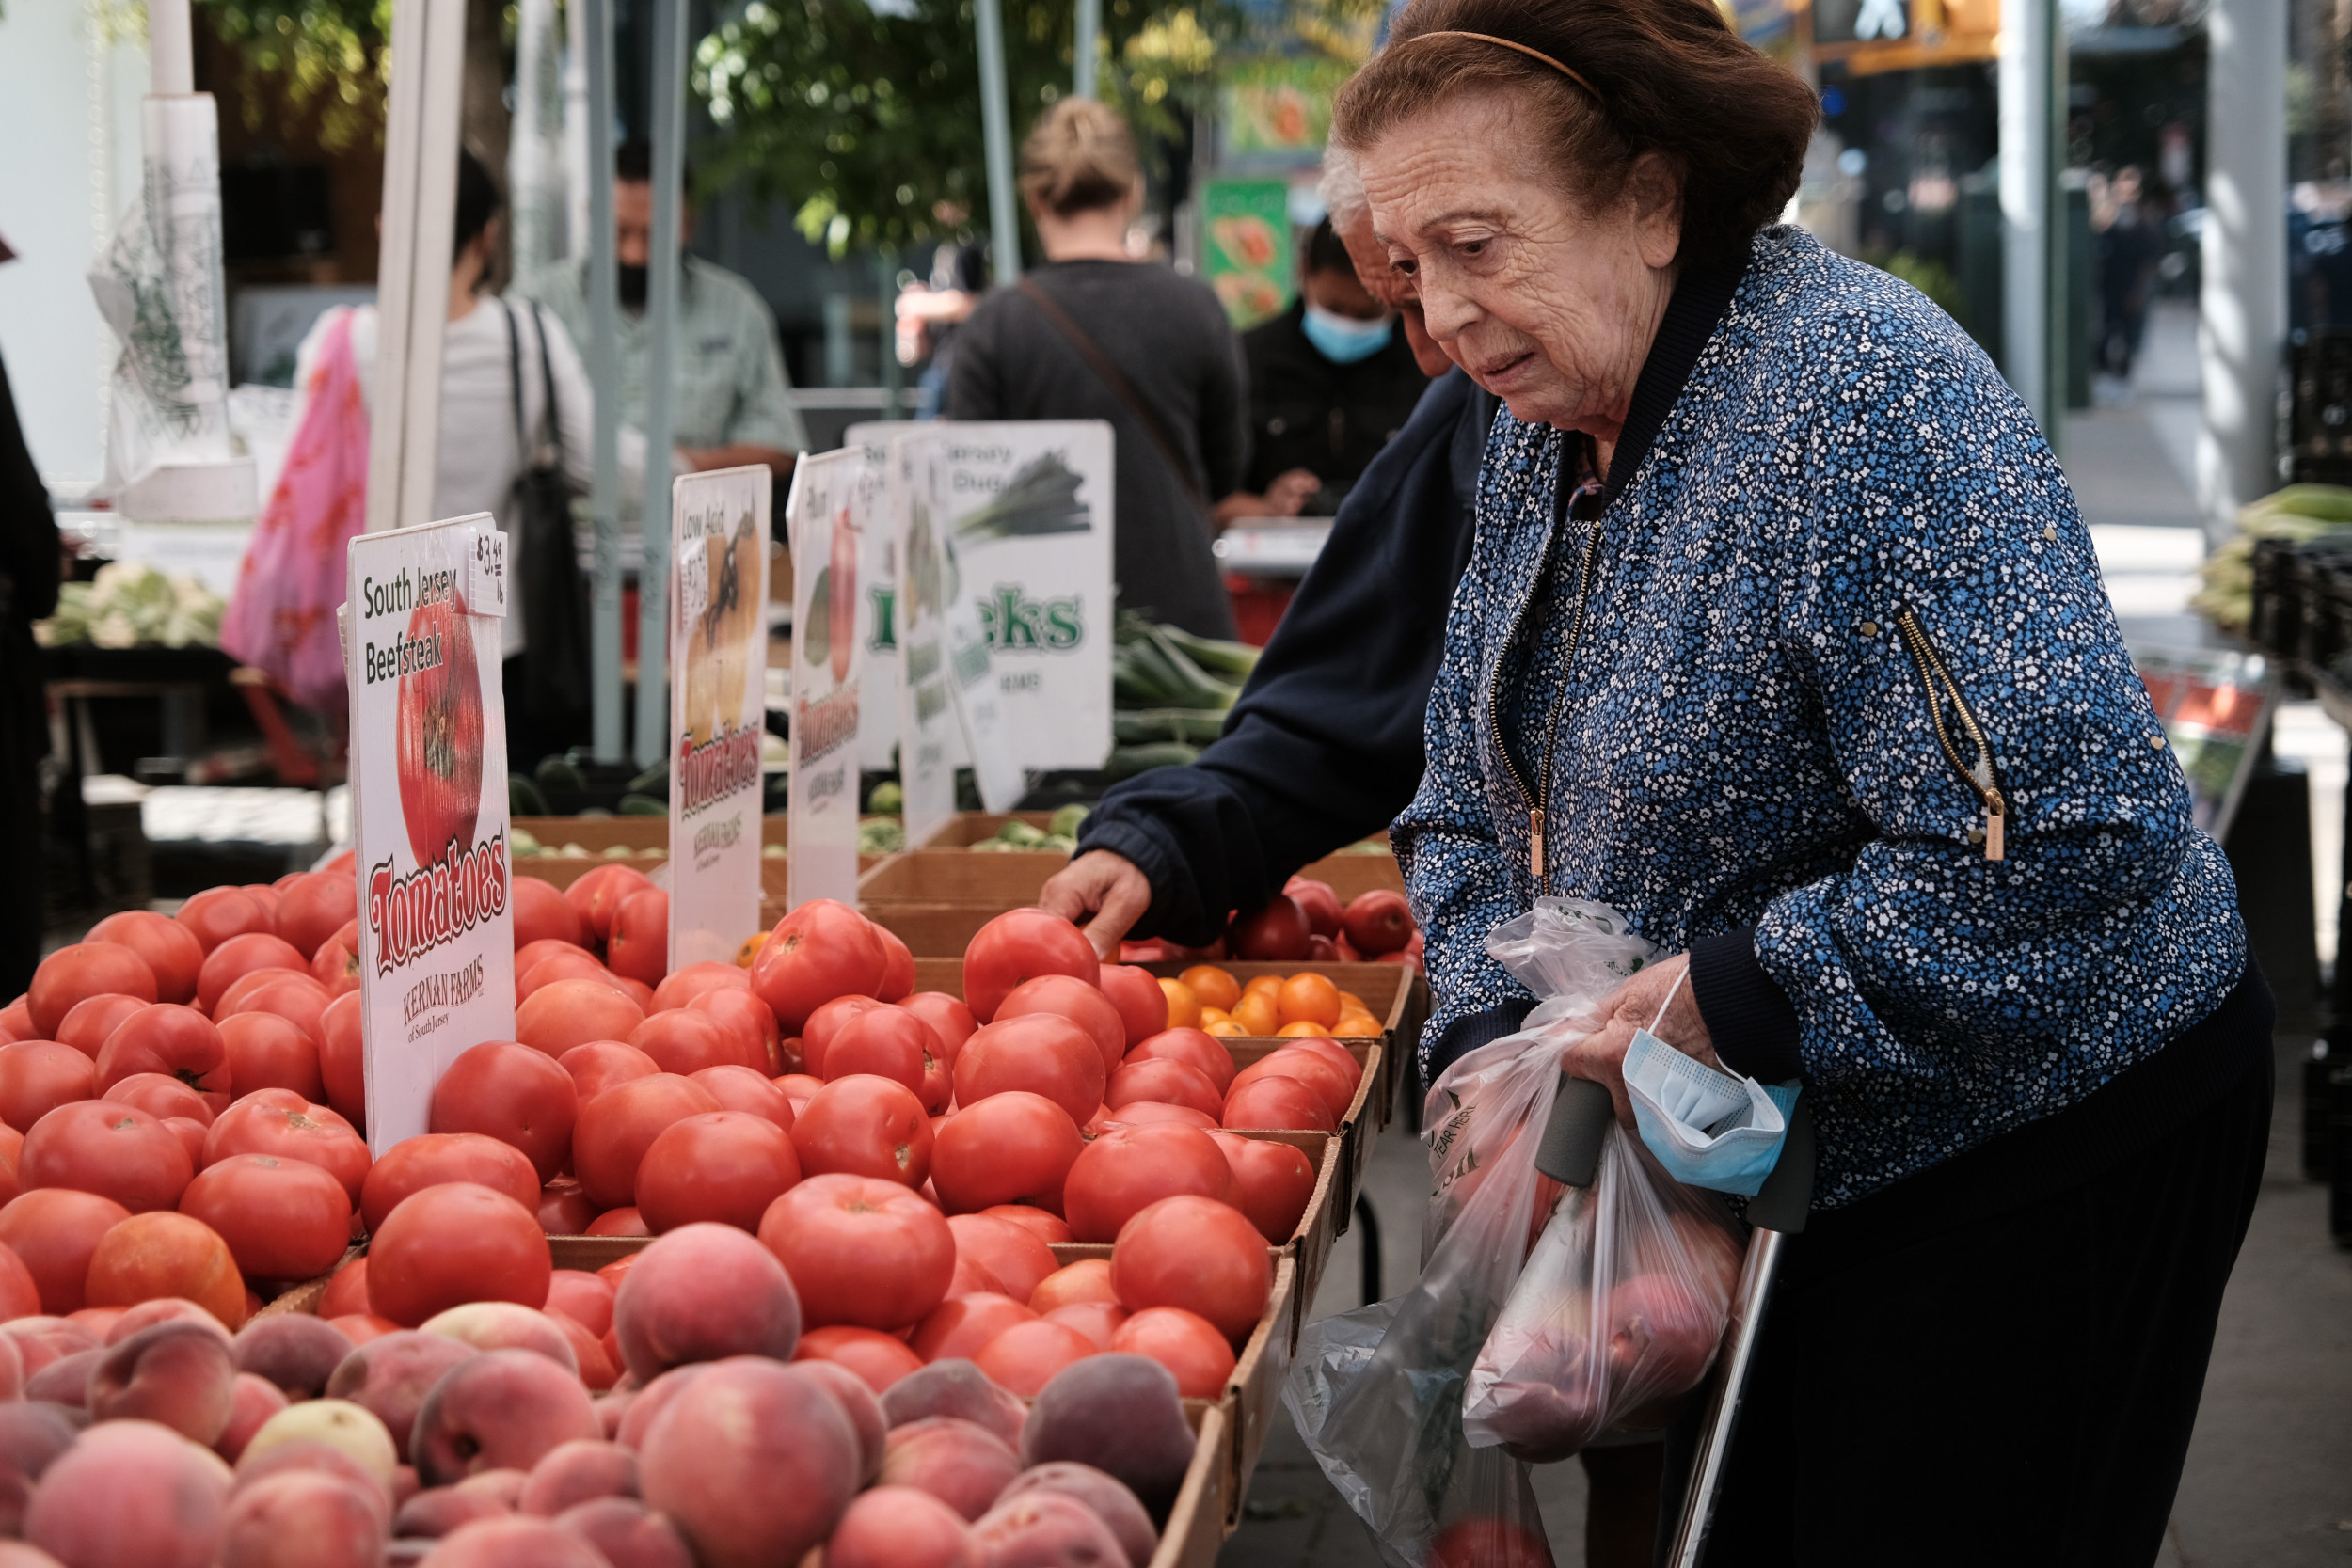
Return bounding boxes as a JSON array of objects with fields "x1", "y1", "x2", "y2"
[
  {"x1": 1357, "y1": 90, "x2": 1681, "y2": 433},
  {"x1": 1334, "y1": 207, "x2": 1454, "y2": 378}
]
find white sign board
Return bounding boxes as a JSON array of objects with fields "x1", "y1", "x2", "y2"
[
  {"x1": 844, "y1": 422, "x2": 904, "y2": 772},
  {"x1": 930, "y1": 422, "x2": 1115, "y2": 771},
  {"x1": 344, "y1": 512, "x2": 516, "y2": 1155},
  {"x1": 787, "y1": 448, "x2": 874, "y2": 910},
  {"x1": 668, "y1": 465, "x2": 771, "y2": 967}
]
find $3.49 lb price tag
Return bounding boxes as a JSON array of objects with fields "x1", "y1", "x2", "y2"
[
  {"x1": 676, "y1": 535, "x2": 710, "y2": 627},
  {"x1": 468, "y1": 527, "x2": 508, "y2": 617}
]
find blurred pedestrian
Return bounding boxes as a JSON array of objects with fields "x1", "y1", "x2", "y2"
[
  {"x1": 2097, "y1": 166, "x2": 2162, "y2": 382},
  {"x1": 0, "y1": 230, "x2": 59, "y2": 998}
]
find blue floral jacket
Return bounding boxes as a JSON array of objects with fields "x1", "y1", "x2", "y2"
[{"x1": 1398, "y1": 226, "x2": 2247, "y2": 1208}]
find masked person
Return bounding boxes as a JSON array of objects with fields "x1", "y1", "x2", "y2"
[{"x1": 1232, "y1": 217, "x2": 1434, "y2": 518}]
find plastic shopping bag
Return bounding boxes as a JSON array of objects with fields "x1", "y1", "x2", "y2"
[{"x1": 1283, "y1": 900, "x2": 1657, "y2": 1568}]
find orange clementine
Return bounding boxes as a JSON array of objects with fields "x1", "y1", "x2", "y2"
[
  {"x1": 1243, "y1": 975, "x2": 1284, "y2": 1000},
  {"x1": 1178, "y1": 966, "x2": 1240, "y2": 1012},
  {"x1": 735, "y1": 931, "x2": 769, "y2": 968},
  {"x1": 1203, "y1": 1019, "x2": 1247, "y2": 1037},
  {"x1": 1276, "y1": 973, "x2": 1343, "y2": 1027},
  {"x1": 1157, "y1": 977, "x2": 1201, "y2": 1031},
  {"x1": 1337, "y1": 990, "x2": 1371, "y2": 1015},
  {"x1": 1231, "y1": 992, "x2": 1281, "y2": 1037},
  {"x1": 1198, "y1": 1007, "x2": 1233, "y2": 1027},
  {"x1": 1277, "y1": 1020, "x2": 1334, "y2": 1038},
  {"x1": 1330, "y1": 1014, "x2": 1381, "y2": 1038}
]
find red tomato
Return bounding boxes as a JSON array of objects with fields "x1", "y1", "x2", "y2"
[
  {"x1": 1283, "y1": 878, "x2": 1343, "y2": 940},
  {"x1": 320, "y1": 1259, "x2": 371, "y2": 1319},
  {"x1": 758, "y1": 1171, "x2": 956, "y2": 1331},
  {"x1": 161, "y1": 1117, "x2": 207, "y2": 1167},
  {"x1": 0, "y1": 1126, "x2": 21, "y2": 1207},
  {"x1": 102, "y1": 1071, "x2": 213, "y2": 1127},
  {"x1": 195, "y1": 932, "x2": 306, "y2": 1015},
  {"x1": 946, "y1": 1212, "x2": 1057, "y2": 1304},
  {"x1": 538, "y1": 1179, "x2": 598, "y2": 1235},
  {"x1": 1207, "y1": 1132, "x2": 1318, "y2": 1243},
  {"x1": 84, "y1": 1211, "x2": 246, "y2": 1327},
  {"x1": 1030, "y1": 1258, "x2": 1119, "y2": 1314},
  {"x1": 587, "y1": 1207, "x2": 649, "y2": 1237},
  {"x1": 28, "y1": 943, "x2": 157, "y2": 1037},
  {"x1": 394, "y1": 589, "x2": 485, "y2": 869},
  {"x1": 751, "y1": 900, "x2": 891, "y2": 1036},
  {"x1": 515, "y1": 937, "x2": 588, "y2": 980},
  {"x1": 823, "y1": 1007, "x2": 946, "y2": 1112},
  {"x1": 358, "y1": 1130, "x2": 541, "y2": 1232},
  {"x1": 564, "y1": 863, "x2": 655, "y2": 943},
  {"x1": 628, "y1": 1009, "x2": 748, "y2": 1078},
  {"x1": 213, "y1": 967, "x2": 312, "y2": 1022},
  {"x1": 1124, "y1": 1027, "x2": 1235, "y2": 1094},
  {"x1": 994, "y1": 975, "x2": 1124, "y2": 1075},
  {"x1": 309, "y1": 931, "x2": 360, "y2": 999},
  {"x1": 0, "y1": 1188, "x2": 130, "y2": 1313},
  {"x1": 22, "y1": 1100, "x2": 193, "y2": 1212},
  {"x1": 688, "y1": 989, "x2": 779, "y2": 1074},
  {"x1": 173, "y1": 886, "x2": 274, "y2": 955},
  {"x1": 0, "y1": 1041, "x2": 98, "y2": 1131},
  {"x1": 1104, "y1": 1059, "x2": 1225, "y2": 1121},
  {"x1": 558, "y1": 1041, "x2": 662, "y2": 1102},
  {"x1": 222, "y1": 972, "x2": 332, "y2": 1045},
  {"x1": 518, "y1": 948, "x2": 623, "y2": 1001},
  {"x1": 961, "y1": 910, "x2": 1097, "y2": 1022},
  {"x1": 546, "y1": 1268, "x2": 615, "y2": 1338},
  {"x1": 317, "y1": 990, "x2": 365, "y2": 1128},
  {"x1": 930, "y1": 1092, "x2": 1083, "y2": 1215},
  {"x1": 204, "y1": 1090, "x2": 371, "y2": 1204},
  {"x1": 910, "y1": 1291, "x2": 1038, "y2": 1363},
  {"x1": 368, "y1": 1181, "x2": 548, "y2": 1326},
  {"x1": 0, "y1": 1234, "x2": 37, "y2": 1319},
  {"x1": 217, "y1": 1011, "x2": 326, "y2": 1102},
  {"x1": 516, "y1": 978, "x2": 646, "y2": 1056},
  {"x1": 242, "y1": 884, "x2": 283, "y2": 927},
  {"x1": 179, "y1": 1151, "x2": 354, "y2": 1281},
  {"x1": 606, "y1": 888, "x2": 670, "y2": 986},
  {"x1": 1095, "y1": 1101, "x2": 1218, "y2": 1132},
  {"x1": 1062, "y1": 1122, "x2": 1235, "y2": 1244},
  {"x1": 951, "y1": 1015, "x2": 1105, "y2": 1126},
  {"x1": 430, "y1": 1040, "x2": 579, "y2": 1182},
  {"x1": 1109, "y1": 1196, "x2": 1271, "y2": 1342},
  {"x1": 874, "y1": 926, "x2": 915, "y2": 1003},
  {"x1": 571, "y1": 1073, "x2": 722, "y2": 1210},
  {"x1": 690, "y1": 1065, "x2": 796, "y2": 1132},
  {"x1": 793, "y1": 1324, "x2": 926, "y2": 1390},
  {"x1": 652, "y1": 961, "x2": 749, "y2": 1013},
  {"x1": 800, "y1": 995, "x2": 887, "y2": 1080},
  {"x1": 973, "y1": 1319, "x2": 1095, "y2": 1397},
  {"x1": 977, "y1": 1205, "x2": 1073, "y2": 1245},
  {"x1": 510, "y1": 875, "x2": 587, "y2": 951},
  {"x1": 86, "y1": 911, "x2": 203, "y2": 1005},
  {"x1": 898, "y1": 993, "x2": 978, "y2": 1065},
  {"x1": 1278, "y1": 1036, "x2": 1364, "y2": 1096},
  {"x1": 773, "y1": 1072, "x2": 826, "y2": 1110},
  {"x1": 1228, "y1": 895, "x2": 1311, "y2": 962},
  {"x1": 91, "y1": 1003, "x2": 228, "y2": 1102},
  {"x1": 1096, "y1": 965, "x2": 1170, "y2": 1050},
  {"x1": 1111, "y1": 1307, "x2": 1236, "y2": 1397},
  {"x1": 275, "y1": 871, "x2": 358, "y2": 958},
  {"x1": 0, "y1": 1000, "x2": 35, "y2": 1044},
  {"x1": 1220, "y1": 1074, "x2": 1337, "y2": 1135},
  {"x1": 635, "y1": 1111, "x2": 802, "y2": 1233},
  {"x1": 1231, "y1": 1049, "x2": 1355, "y2": 1122},
  {"x1": 789, "y1": 1076, "x2": 932, "y2": 1189},
  {"x1": 1043, "y1": 1301, "x2": 1129, "y2": 1352}
]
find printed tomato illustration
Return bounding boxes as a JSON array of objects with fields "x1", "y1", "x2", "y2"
[
  {"x1": 829, "y1": 503, "x2": 857, "y2": 684},
  {"x1": 397, "y1": 589, "x2": 485, "y2": 869}
]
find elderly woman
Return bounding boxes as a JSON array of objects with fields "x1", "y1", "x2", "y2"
[{"x1": 1339, "y1": 0, "x2": 2272, "y2": 1559}]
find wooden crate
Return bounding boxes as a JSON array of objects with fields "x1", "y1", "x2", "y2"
[
  {"x1": 515, "y1": 816, "x2": 791, "y2": 851},
  {"x1": 914, "y1": 811, "x2": 1064, "y2": 848},
  {"x1": 1152, "y1": 1403, "x2": 1232, "y2": 1568},
  {"x1": 860, "y1": 849, "x2": 1064, "y2": 907}
]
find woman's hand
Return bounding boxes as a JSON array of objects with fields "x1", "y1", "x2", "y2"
[
  {"x1": 1038, "y1": 850, "x2": 1154, "y2": 958},
  {"x1": 1561, "y1": 952, "x2": 1719, "y2": 1126}
]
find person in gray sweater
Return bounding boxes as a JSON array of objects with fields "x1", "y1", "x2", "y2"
[{"x1": 946, "y1": 99, "x2": 1247, "y2": 640}]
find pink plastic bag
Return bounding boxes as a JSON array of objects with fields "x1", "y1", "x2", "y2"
[{"x1": 220, "y1": 307, "x2": 368, "y2": 711}]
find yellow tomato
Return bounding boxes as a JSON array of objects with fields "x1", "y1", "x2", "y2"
[
  {"x1": 1158, "y1": 977, "x2": 1201, "y2": 1031},
  {"x1": 734, "y1": 931, "x2": 769, "y2": 968},
  {"x1": 1179, "y1": 965, "x2": 1241, "y2": 1012},
  {"x1": 1276, "y1": 973, "x2": 1343, "y2": 1027},
  {"x1": 1231, "y1": 992, "x2": 1282, "y2": 1037}
]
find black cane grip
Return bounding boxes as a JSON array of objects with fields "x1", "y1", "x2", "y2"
[
  {"x1": 1534, "y1": 1073, "x2": 1616, "y2": 1187},
  {"x1": 1746, "y1": 1099, "x2": 1816, "y2": 1234}
]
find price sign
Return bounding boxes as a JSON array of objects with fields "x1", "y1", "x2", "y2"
[
  {"x1": 467, "y1": 526, "x2": 508, "y2": 617},
  {"x1": 786, "y1": 448, "x2": 876, "y2": 910}
]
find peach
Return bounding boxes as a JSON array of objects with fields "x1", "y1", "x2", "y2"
[
  {"x1": 413, "y1": 1514, "x2": 612, "y2": 1565},
  {"x1": 636, "y1": 1356, "x2": 863, "y2": 1568},
  {"x1": 241, "y1": 1400, "x2": 399, "y2": 1495},
  {"x1": 232, "y1": 1313, "x2": 354, "y2": 1398},
  {"x1": 553, "y1": 1497, "x2": 696, "y2": 1568},
  {"x1": 22, "y1": 1347, "x2": 99, "y2": 1406},
  {"x1": 454, "y1": 1465, "x2": 530, "y2": 1509},
  {"x1": 788, "y1": 1358, "x2": 886, "y2": 1482},
  {"x1": 409, "y1": 1348, "x2": 601, "y2": 1486},
  {"x1": 88, "y1": 1320, "x2": 238, "y2": 1442},
  {"x1": 545, "y1": 1271, "x2": 614, "y2": 1339},
  {"x1": 418, "y1": 1302, "x2": 580, "y2": 1375},
  {"x1": 1020, "y1": 1354, "x2": 1195, "y2": 1521},
  {"x1": 0, "y1": 1333, "x2": 23, "y2": 1402},
  {"x1": 612, "y1": 1364, "x2": 706, "y2": 1450},
  {"x1": 231, "y1": 1434, "x2": 388, "y2": 1506},
  {"x1": 970, "y1": 1490, "x2": 1129, "y2": 1567},
  {"x1": 825, "y1": 1485, "x2": 978, "y2": 1568},
  {"x1": 393, "y1": 1484, "x2": 509, "y2": 1539},
  {"x1": 516, "y1": 1438, "x2": 636, "y2": 1515},
  {"x1": 322, "y1": 1330, "x2": 476, "y2": 1462},
  {"x1": 107, "y1": 1296, "x2": 230, "y2": 1344},
  {"x1": 215, "y1": 1469, "x2": 388, "y2": 1568},
  {"x1": 996, "y1": 1463, "x2": 1157, "y2": 1568},
  {"x1": 0, "y1": 1402, "x2": 77, "y2": 1481},
  {"x1": 24, "y1": 1418, "x2": 233, "y2": 1568},
  {"x1": 878, "y1": 1417, "x2": 1020, "y2": 1522},
  {"x1": 611, "y1": 1223, "x2": 801, "y2": 1383},
  {"x1": 215, "y1": 1371, "x2": 292, "y2": 1461},
  {"x1": 879, "y1": 1357, "x2": 1028, "y2": 1447},
  {"x1": 2, "y1": 1316, "x2": 98, "y2": 1379}
]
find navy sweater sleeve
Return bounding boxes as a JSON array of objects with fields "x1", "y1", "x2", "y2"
[{"x1": 1075, "y1": 370, "x2": 1489, "y2": 944}]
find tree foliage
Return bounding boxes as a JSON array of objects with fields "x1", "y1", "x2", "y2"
[{"x1": 194, "y1": 0, "x2": 392, "y2": 151}]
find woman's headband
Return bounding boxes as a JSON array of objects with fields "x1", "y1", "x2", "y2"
[{"x1": 1411, "y1": 29, "x2": 1602, "y2": 103}]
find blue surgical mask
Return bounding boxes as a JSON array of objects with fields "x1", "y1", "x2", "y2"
[
  {"x1": 1301, "y1": 302, "x2": 1393, "y2": 364},
  {"x1": 1621, "y1": 972, "x2": 1801, "y2": 1196}
]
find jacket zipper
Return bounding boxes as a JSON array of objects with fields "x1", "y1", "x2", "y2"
[{"x1": 1891, "y1": 607, "x2": 2007, "y2": 861}]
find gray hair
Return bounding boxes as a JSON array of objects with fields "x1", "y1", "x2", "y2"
[{"x1": 1318, "y1": 146, "x2": 1369, "y2": 226}]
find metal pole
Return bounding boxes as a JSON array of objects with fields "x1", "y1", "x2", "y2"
[
  {"x1": 1073, "y1": 0, "x2": 1100, "y2": 100},
  {"x1": 583, "y1": 0, "x2": 624, "y2": 759},
  {"x1": 880, "y1": 246, "x2": 905, "y2": 420},
  {"x1": 2044, "y1": 11, "x2": 2069, "y2": 461},
  {"x1": 974, "y1": 0, "x2": 1022, "y2": 285},
  {"x1": 637, "y1": 0, "x2": 688, "y2": 769},
  {"x1": 1997, "y1": 0, "x2": 2050, "y2": 431},
  {"x1": 2199, "y1": 0, "x2": 2288, "y2": 546}
]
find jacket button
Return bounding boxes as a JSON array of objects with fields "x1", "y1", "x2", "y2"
[{"x1": 1859, "y1": 620, "x2": 1879, "y2": 638}]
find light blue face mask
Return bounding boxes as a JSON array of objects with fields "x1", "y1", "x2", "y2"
[
  {"x1": 1622, "y1": 969, "x2": 1802, "y2": 1196},
  {"x1": 1301, "y1": 302, "x2": 1394, "y2": 364}
]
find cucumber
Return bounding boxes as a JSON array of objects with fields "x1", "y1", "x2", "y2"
[
  {"x1": 534, "y1": 753, "x2": 585, "y2": 792},
  {"x1": 1156, "y1": 625, "x2": 1261, "y2": 681},
  {"x1": 508, "y1": 774, "x2": 548, "y2": 816},
  {"x1": 1105, "y1": 741, "x2": 1200, "y2": 780},
  {"x1": 1113, "y1": 708, "x2": 1228, "y2": 745},
  {"x1": 617, "y1": 794, "x2": 666, "y2": 817}
]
